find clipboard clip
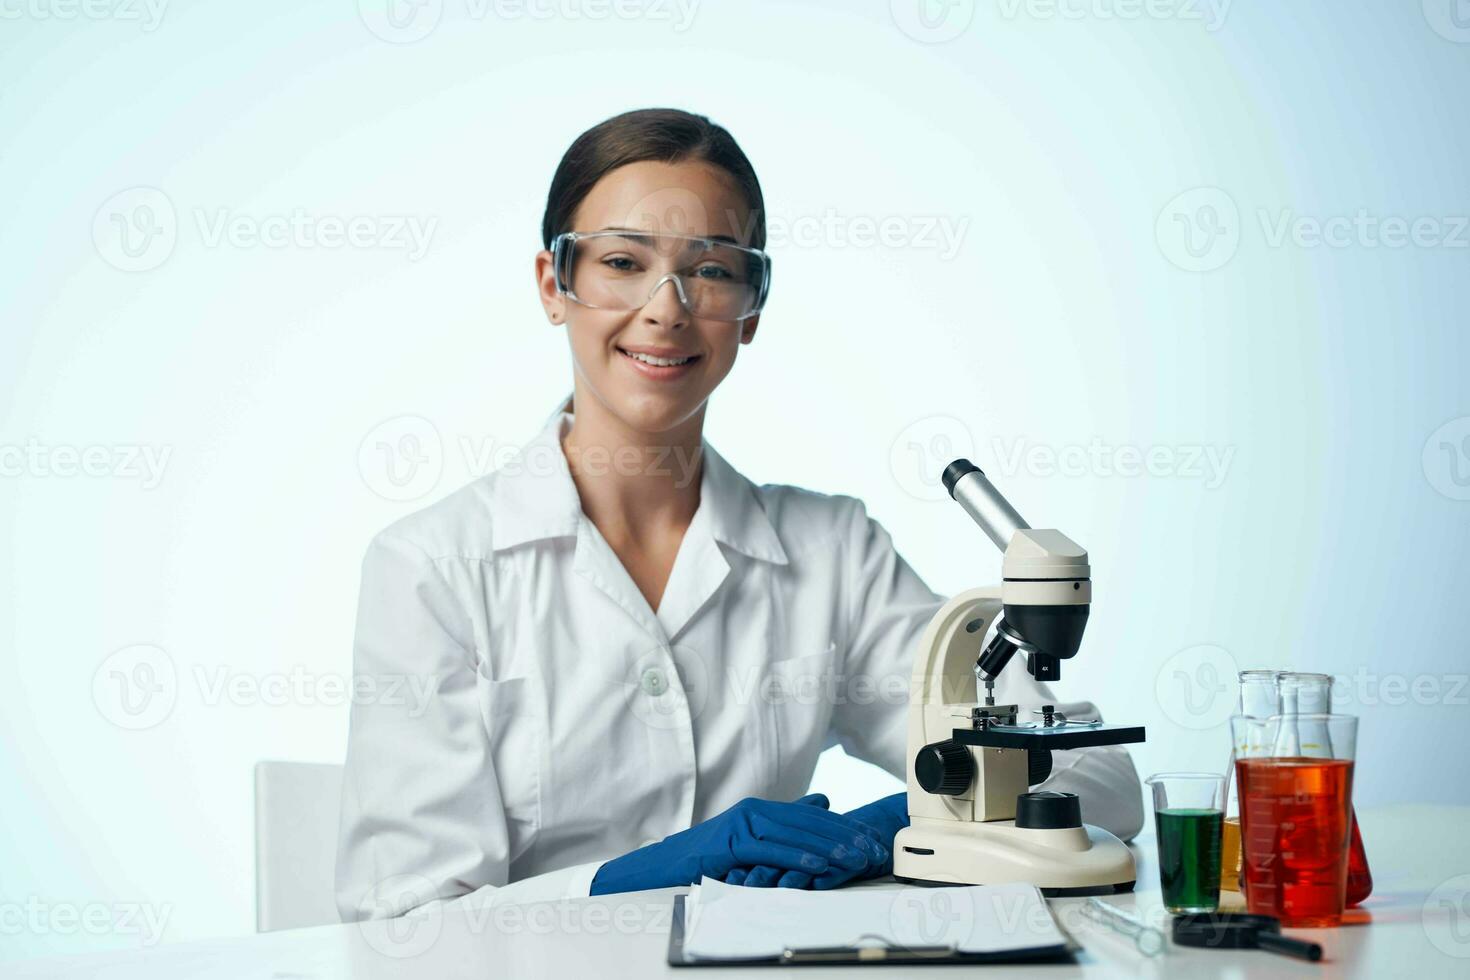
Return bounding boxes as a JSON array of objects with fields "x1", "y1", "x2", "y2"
[{"x1": 780, "y1": 933, "x2": 957, "y2": 963}]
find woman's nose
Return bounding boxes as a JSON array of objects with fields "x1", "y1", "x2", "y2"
[{"x1": 640, "y1": 274, "x2": 691, "y2": 327}]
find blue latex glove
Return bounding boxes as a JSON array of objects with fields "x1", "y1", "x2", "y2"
[
  {"x1": 725, "y1": 792, "x2": 909, "y2": 890},
  {"x1": 589, "y1": 793, "x2": 890, "y2": 896}
]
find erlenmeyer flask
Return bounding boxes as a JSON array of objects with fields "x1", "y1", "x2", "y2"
[
  {"x1": 1221, "y1": 670, "x2": 1279, "y2": 892},
  {"x1": 1277, "y1": 673, "x2": 1372, "y2": 907}
]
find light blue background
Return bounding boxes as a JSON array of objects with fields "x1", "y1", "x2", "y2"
[{"x1": 2, "y1": 0, "x2": 1468, "y2": 962}]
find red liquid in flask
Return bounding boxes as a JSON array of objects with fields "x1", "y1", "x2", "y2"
[
  {"x1": 1237, "y1": 757, "x2": 1356, "y2": 927},
  {"x1": 1346, "y1": 807, "x2": 1372, "y2": 906}
]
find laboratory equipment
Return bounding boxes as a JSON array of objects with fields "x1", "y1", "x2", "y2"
[
  {"x1": 892, "y1": 458, "x2": 1145, "y2": 893},
  {"x1": 1080, "y1": 898, "x2": 1165, "y2": 957},
  {"x1": 1146, "y1": 773, "x2": 1224, "y2": 913},
  {"x1": 1232, "y1": 713, "x2": 1358, "y2": 927},
  {"x1": 1222, "y1": 671, "x2": 1372, "y2": 906},
  {"x1": 1171, "y1": 913, "x2": 1323, "y2": 961}
]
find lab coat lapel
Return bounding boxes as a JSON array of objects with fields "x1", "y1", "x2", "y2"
[
  {"x1": 572, "y1": 518, "x2": 666, "y2": 644},
  {"x1": 652, "y1": 494, "x2": 729, "y2": 645}
]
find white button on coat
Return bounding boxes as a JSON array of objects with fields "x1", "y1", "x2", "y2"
[{"x1": 335, "y1": 399, "x2": 1144, "y2": 922}]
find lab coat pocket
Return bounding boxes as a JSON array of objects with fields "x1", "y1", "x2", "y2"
[
  {"x1": 764, "y1": 650, "x2": 836, "y2": 793},
  {"x1": 477, "y1": 673, "x2": 544, "y2": 850}
]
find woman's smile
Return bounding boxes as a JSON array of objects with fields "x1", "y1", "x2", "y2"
[{"x1": 616, "y1": 343, "x2": 703, "y2": 380}]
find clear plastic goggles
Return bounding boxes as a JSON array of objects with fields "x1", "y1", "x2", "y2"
[{"x1": 551, "y1": 231, "x2": 771, "y2": 321}]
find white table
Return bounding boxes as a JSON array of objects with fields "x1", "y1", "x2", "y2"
[{"x1": 12, "y1": 805, "x2": 1465, "y2": 978}]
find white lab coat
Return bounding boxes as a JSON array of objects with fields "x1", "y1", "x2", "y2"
[{"x1": 335, "y1": 399, "x2": 1143, "y2": 922}]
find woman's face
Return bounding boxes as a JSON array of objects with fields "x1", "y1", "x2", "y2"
[{"x1": 536, "y1": 159, "x2": 761, "y2": 436}]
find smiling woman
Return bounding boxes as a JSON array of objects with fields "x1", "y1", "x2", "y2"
[{"x1": 332, "y1": 107, "x2": 1144, "y2": 922}]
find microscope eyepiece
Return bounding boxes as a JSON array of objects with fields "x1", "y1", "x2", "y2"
[{"x1": 941, "y1": 458, "x2": 981, "y2": 498}]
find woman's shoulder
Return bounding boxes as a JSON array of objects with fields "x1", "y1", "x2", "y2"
[
  {"x1": 361, "y1": 472, "x2": 503, "y2": 563},
  {"x1": 742, "y1": 478, "x2": 874, "y2": 560}
]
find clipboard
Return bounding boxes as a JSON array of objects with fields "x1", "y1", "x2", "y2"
[{"x1": 666, "y1": 894, "x2": 1077, "y2": 967}]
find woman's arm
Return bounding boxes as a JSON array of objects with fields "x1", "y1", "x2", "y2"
[
  {"x1": 827, "y1": 499, "x2": 1145, "y2": 843},
  {"x1": 334, "y1": 531, "x2": 603, "y2": 922}
]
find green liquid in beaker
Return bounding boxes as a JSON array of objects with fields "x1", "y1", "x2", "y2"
[{"x1": 1155, "y1": 808, "x2": 1223, "y2": 913}]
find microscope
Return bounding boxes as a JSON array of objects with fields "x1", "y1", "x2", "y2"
[{"x1": 891, "y1": 459, "x2": 1144, "y2": 895}]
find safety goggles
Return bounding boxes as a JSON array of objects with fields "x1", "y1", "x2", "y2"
[{"x1": 551, "y1": 231, "x2": 771, "y2": 322}]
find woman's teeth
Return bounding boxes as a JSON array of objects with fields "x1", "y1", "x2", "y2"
[{"x1": 620, "y1": 349, "x2": 696, "y2": 367}]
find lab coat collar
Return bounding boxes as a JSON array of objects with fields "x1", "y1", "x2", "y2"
[{"x1": 488, "y1": 397, "x2": 790, "y2": 567}]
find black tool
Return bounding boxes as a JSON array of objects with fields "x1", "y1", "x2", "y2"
[{"x1": 1171, "y1": 913, "x2": 1323, "y2": 961}]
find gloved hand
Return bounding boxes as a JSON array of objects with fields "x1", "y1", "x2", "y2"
[
  {"x1": 725, "y1": 792, "x2": 909, "y2": 890},
  {"x1": 589, "y1": 793, "x2": 891, "y2": 896}
]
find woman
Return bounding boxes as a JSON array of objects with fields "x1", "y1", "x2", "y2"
[{"x1": 335, "y1": 108, "x2": 1143, "y2": 921}]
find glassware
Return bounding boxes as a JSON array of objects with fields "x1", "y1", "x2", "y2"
[
  {"x1": 1231, "y1": 713, "x2": 1358, "y2": 927},
  {"x1": 1145, "y1": 772, "x2": 1225, "y2": 914},
  {"x1": 1220, "y1": 671, "x2": 1372, "y2": 906},
  {"x1": 1220, "y1": 669, "x2": 1280, "y2": 891},
  {"x1": 550, "y1": 231, "x2": 772, "y2": 321}
]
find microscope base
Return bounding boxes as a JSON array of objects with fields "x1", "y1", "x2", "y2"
[{"x1": 892, "y1": 820, "x2": 1137, "y2": 896}]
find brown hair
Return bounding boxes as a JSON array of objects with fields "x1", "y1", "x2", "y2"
[{"x1": 540, "y1": 108, "x2": 766, "y2": 251}]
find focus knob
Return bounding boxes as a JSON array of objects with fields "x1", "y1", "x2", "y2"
[
  {"x1": 915, "y1": 739, "x2": 974, "y2": 796},
  {"x1": 1015, "y1": 790, "x2": 1082, "y2": 830}
]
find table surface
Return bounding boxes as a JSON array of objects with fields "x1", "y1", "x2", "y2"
[{"x1": 12, "y1": 804, "x2": 1467, "y2": 978}]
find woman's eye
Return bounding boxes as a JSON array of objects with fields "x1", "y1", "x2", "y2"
[
  {"x1": 602, "y1": 256, "x2": 639, "y2": 272},
  {"x1": 691, "y1": 263, "x2": 733, "y2": 281}
]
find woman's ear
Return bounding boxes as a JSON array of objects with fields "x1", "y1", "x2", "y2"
[
  {"x1": 739, "y1": 314, "x2": 759, "y2": 344},
  {"x1": 534, "y1": 250, "x2": 567, "y2": 324}
]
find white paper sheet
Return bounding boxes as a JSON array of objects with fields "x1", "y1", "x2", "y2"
[{"x1": 681, "y1": 877, "x2": 1066, "y2": 961}]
